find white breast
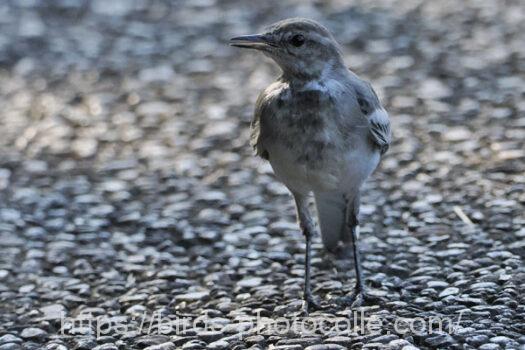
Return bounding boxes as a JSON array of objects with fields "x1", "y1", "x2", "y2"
[{"x1": 264, "y1": 78, "x2": 379, "y2": 195}]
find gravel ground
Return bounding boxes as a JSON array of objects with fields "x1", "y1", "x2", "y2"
[{"x1": 0, "y1": 1, "x2": 524, "y2": 349}]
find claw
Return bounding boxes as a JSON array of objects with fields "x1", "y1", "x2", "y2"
[
  {"x1": 302, "y1": 293, "x2": 323, "y2": 315},
  {"x1": 167, "y1": 298, "x2": 176, "y2": 309},
  {"x1": 337, "y1": 288, "x2": 379, "y2": 308}
]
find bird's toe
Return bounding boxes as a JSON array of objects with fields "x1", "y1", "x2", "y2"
[
  {"x1": 302, "y1": 294, "x2": 323, "y2": 315},
  {"x1": 336, "y1": 288, "x2": 381, "y2": 309}
]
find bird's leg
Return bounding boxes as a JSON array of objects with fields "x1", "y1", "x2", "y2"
[
  {"x1": 345, "y1": 223, "x2": 370, "y2": 306},
  {"x1": 338, "y1": 194, "x2": 375, "y2": 308},
  {"x1": 293, "y1": 193, "x2": 322, "y2": 313},
  {"x1": 303, "y1": 224, "x2": 316, "y2": 308}
]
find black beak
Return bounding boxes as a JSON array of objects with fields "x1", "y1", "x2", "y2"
[{"x1": 229, "y1": 34, "x2": 277, "y2": 50}]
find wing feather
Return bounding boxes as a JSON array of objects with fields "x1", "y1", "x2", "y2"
[
  {"x1": 251, "y1": 93, "x2": 270, "y2": 159},
  {"x1": 368, "y1": 108, "x2": 391, "y2": 154},
  {"x1": 251, "y1": 81, "x2": 287, "y2": 160},
  {"x1": 353, "y1": 81, "x2": 391, "y2": 155}
]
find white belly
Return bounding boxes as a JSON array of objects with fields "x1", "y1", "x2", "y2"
[{"x1": 266, "y1": 138, "x2": 379, "y2": 195}]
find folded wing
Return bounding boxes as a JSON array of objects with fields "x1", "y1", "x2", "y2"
[{"x1": 354, "y1": 81, "x2": 391, "y2": 155}]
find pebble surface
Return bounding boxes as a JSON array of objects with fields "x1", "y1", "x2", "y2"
[{"x1": 0, "y1": 0, "x2": 524, "y2": 349}]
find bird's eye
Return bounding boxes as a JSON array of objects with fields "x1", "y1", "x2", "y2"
[{"x1": 290, "y1": 34, "x2": 305, "y2": 47}]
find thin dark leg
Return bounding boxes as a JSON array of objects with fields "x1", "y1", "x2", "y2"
[
  {"x1": 347, "y1": 193, "x2": 364, "y2": 295},
  {"x1": 344, "y1": 224, "x2": 380, "y2": 307},
  {"x1": 303, "y1": 227, "x2": 314, "y2": 305},
  {"x1": 337, "y1": 223, "x2": 371, "y2": 308},
  {"x1": 302, "y1": 225, "x2": 322, "y2": 313},
  {"x1": 293, "y1": 193, "x2": 321, "y2": 313},
  {"x1": 336, "y1": 193, "x2": 376, "y2": 308},
  {"x1": 351, "y1": 226, "x2": 365, "y2": 294}
]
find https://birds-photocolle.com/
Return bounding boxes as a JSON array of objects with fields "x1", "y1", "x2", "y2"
[{"x1": 230, "y1": 18, "x2": 392, "y2": 313}]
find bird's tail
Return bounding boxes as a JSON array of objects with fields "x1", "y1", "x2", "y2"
[
  {"x1": 315, "y1": 191, "x2": 360, "y2": 251},
  {"x1": 314, "y1": 192, "x2": 347, "y2": 251}
]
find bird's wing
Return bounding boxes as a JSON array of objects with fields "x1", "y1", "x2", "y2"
[
  {"x1": 250, "y1": 82, "x2": 286, "y2": 160},
  {"x1": 354, "y1": 81, "x2": 392, "y2": 155},
  {"x1": 367, "y1": 107, "x2": 391, "y2": 155},
  {"x1": 250, "y1": 94, "x2": 270, "y2": 160}
]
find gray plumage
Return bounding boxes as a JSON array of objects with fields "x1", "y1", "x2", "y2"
[
  {"x1": 231, "y1": 18, "x2": 391, "y2": 310},
  {"x1": 249, "y1": 32, "x2": 391, "y2": 250}
]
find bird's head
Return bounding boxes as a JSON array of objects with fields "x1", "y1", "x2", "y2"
[{"x1": 230, "y1": 18, "x2": 345, "y2": 80}]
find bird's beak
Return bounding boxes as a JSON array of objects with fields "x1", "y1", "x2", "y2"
[{"x1": 229, "y1": 34, "x2": 277, "y2": 50}]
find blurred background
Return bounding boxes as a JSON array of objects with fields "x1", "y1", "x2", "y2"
[{"x1": 0, "y1": 0, "x2": 524, "y2": 349}]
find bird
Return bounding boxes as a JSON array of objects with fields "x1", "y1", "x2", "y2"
[{"x1": 230, "y1": 18, "x2": 391, "y2": 312}]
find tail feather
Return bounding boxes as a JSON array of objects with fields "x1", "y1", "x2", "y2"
[
  {"x1": 315, "y1": 191, "x2": 361, "y2": 251},
  {"x1": 314, "y1": 192, "x2": 347, "y2": 251}
]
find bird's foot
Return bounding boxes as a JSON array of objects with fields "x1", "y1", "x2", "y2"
[
  {"x1": 301, "y1": 293, "x2": 323, "y2": 315},
  {"x1": 337, "y1": 288, "x2": 379, "y2": 308},
  {"x1": 167, "y1": 297, "x2": 177, "y2": 309}
]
